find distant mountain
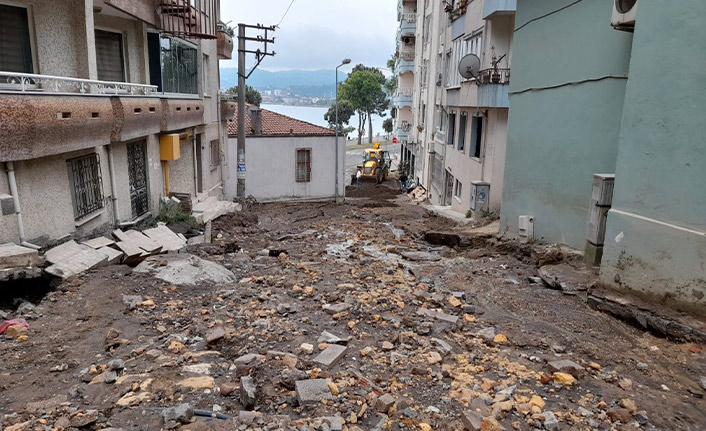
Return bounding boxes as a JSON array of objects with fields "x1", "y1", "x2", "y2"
[{"x1": 220, "y1": 68, "x2": 348, "y2": 98}]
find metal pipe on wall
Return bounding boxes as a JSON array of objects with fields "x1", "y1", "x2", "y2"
[{"x1": 5, "y1": 162, "x2": 40, "y2": 249}]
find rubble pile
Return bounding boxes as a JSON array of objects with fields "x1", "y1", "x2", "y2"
[{"x1": 1, "y1": 192, "x2": 705, "y2": 430}]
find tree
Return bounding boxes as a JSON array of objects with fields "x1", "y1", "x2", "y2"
[
  {"x1": 338, "y1": 65, "x2": 389, "y2": 146},
  {"x1": 385, "y1": 55, "x2": 398, "y2": 96},
  {"x1": 226, "y1": 85, "x2": 262, "y2": 106},
  {"x1": 324, "y1": 99, "x2": 356, "y2": 136},
  {"x1": 382, "y1": 118, "x2": 394, "y2": 134}
]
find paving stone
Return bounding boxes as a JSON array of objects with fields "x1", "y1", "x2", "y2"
[
  {"x1": 240, "y1": 376, "x2": 257, "y2": 409},
  {"x1": 295, "y1": 379, "x2": 334, "y2": 405},
  {"x1": 0, "y1": 243, "x2": 40, "y2": 270},
  {"x1": 416, "y1": 308, "x2": 459, "y2": 325},
  {"x1": 375, "y1": 393, "x2": 395, "y2": 413},
  {"x1": 313, "y1": 344, "x2": 347, "y2": 368},
  {"x1": 461, "y1": 411, "x2": 483, "y2": 431}
]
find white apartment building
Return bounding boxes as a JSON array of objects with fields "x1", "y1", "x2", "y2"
[{"x1": 399, "y1": 0, "x2": 515, "y2": 216}]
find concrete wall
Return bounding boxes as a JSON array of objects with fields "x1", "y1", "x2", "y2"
[
  {"x1": 225, "y1": 136, "x2": 344, "y2": 201},
  {"x1": 499, "y1": 0, "x2": 633, "y2": 248},
  {"x1": 600, "y1": 0, "x2": 706, "y2": 315}
]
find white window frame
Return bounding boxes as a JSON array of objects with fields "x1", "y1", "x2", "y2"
[{"x1": 454, "y1": 179, "x2": 463, "y2": 201}]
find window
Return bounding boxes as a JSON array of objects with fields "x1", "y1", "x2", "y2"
[
  {"x1": 0, "y1": 4, "x2": 33, "y2": 73},
  {"x1": 296, "y1": 149, "x2": 311, "y2": 182},
  {"x1": 470, "y1": 115, "x2": 483, "y2": 158},
  {"x1": 443, "y1": 50, "x2": 451, "y2": 86},
  {"x1": 437, "y1": 107, "x2": 446, "y2": 134},
  {"x1": 95, "y1": 30, "x2": 125, "y2": 82},
  {"x1": 447, "y1": 111, "x2": 456, "y2": 145},
  {"x1": 147, "y1": 33, "x2": 198, "y2": 94},
  {"x1": 464, "y1": 32, "x2": 483, "y2": 64},
  {"x1": 458, "y1": 113, "x2": 467, "y2": 152},
  {"x1": 420, "y1": 103, "x2": 426, "y2": 125},
  {"x1": 448, "y1": 37, "x2": 464, "y2": 87},
  {"x1": 454, "y1": 179, "x2": 463, "y2": 199},
  {"x1": 210, "y1": 139, "x2": 220, "y2": 170},
  {"x1": 67, "y1": 154, "x2": 104, "y2": 220}
]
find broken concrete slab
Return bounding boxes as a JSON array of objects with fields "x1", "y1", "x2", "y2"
[
  {"x1": 323, "y1": 303, "x2": 352, "y2": 315},
  {"x1": 143, "y1": 225, "x2": 187, "y2": 253},
  {"x1": 234, "y1": 353, "x2": 265, "y2": 365},
  {"x1": 375, "y1": 393, "x2": 396, "y2": 413},
  {"x1": 295, "y1": 379, "x2": 334, "y2": 405},
  {"x1": 317, "y1": 331, "x2": 353, "y2": 345},
  {"x1": 81, "y1": 236, "x2": 115, "y2": 249},
  {"x1": 112, "y1": 229, "x2": 162, "y2": 254},
  {"x1": 537, "y1": 263, "x2": 596, "y2": 294},
  {"x1": 240, "y1": 376, "x2": 257, "y2": 409},
  {"x1": 134, "y1": 254, "x2": 236, "y2": 286},
  {"x1": 313, "y1": 344, "x2": 347, "y2": 369},
  {"x1": 0, "y1": 243, "x2": 41, "y2": 269},
  {"x1": 416, "y1": 307, "x2": 459, "y2": 325},
  {"x1": 114, "y1": 241, "x2": 146, "y2": 265},
  {"x1": 461, "y1": 411, "x2": 483, "y2": 431},
  {"x1": 96, "y1": 246, "x2": 124, "y2": 265},
  {"x1": 44, "y1": 240, "x2": 108, "y2": 279},
  {"x1": 399, "y1": 250, "x2": 442, "y2": 262}
]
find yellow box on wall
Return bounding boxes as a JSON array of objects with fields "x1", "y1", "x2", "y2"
[{"x1": 159, "y1": 134, "x2": 181, "y2": 161}]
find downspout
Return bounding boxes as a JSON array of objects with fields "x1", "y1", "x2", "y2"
[
  {"x1": 5, "y1": 162, "x2": 40, "y2": 250},
  {"x1": 106, "y1": 145, "x2": 120, "y2": 225},
  {"x1": 192, "y1": 129, "x2": 198, "y2": 197}
]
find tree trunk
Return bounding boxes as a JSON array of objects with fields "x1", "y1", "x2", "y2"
[
  {"x1": 357, "y1": 112, "x2": 363, "y2": 146},
  {"x1": 368, "y1": 110, "x2": 373, "y2": 145}
]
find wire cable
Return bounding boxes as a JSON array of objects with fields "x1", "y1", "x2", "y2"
[
  {"x1": 514, "y1": 0, "x2": 584, "y2": 32},
  {"x1": 277, "y1": 0, "x2": 296, "y2": 28}
]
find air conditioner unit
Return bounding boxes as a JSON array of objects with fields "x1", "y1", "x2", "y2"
[
  {"x1": 611, "y1": 0, "x2": 637, "y2": 31},
  {"x1": 403, "y1": 36, "x2": 412, "y2": 44}
]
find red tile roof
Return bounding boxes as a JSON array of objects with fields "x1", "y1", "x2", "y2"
[{"x1": 227, "y1": 104, "x2": 336, "y2": 137}]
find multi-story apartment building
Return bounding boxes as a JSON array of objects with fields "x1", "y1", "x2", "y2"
[
  {"x1": 393, "y1": 0, "x2": 417, "y2": 175},
  {"x1": 0, "y1": 0, "x2": 235, "y2": 248},
  {"x1": 399, "y1": 0, "x2": 514, "y2": 217}
]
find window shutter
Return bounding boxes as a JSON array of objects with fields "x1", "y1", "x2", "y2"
[
  {"x1": 0, "y1": 5, "x2": 33, "y2": 73},
  {"x1": 95, "y1": 30, "x2": 125, "y2": 82}
]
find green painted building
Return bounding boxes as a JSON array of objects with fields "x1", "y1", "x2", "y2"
[{"x1": 500, "y1": 0, "x2": 706, "y2": 314}]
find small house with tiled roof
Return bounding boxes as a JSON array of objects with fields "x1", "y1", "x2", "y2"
[{"x1": 225, "y1": 105, "x2": 344, "y2": 201}]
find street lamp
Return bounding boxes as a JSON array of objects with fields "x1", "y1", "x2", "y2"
[{"x1": 335, "y1": 58, "x2": 351, "y2": 202}]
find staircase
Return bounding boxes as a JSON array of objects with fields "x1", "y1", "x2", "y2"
[{"x1": 191, "y1": 193, "x2": 240, "y2": 224}]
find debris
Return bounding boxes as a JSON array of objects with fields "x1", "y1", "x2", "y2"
[
  {"x1": 548, "y1": 360, "x2": 583, "y2": 377},
  {"x1": 296, "y1": 379, "x2": 335, "y2": 405},
  {"x1": 417, "y1": 307, "x2": 459, "y2": 325},
  {"x1": 607, "y1": 407, "x2": 632, "y2": 424},
  {"x1": 493, "y1": 334, "x2": 508, "y2": 343},
  {"x1": 542, "y1": 411, "x2": 560, "y2": 431},
  {"x1": 461, "y1": 411, "x2": 483, "y2": 430},
  {"x1": 552, "y1": 372, "x2": 575, "y2": 386},
  {"x1": 134, "y1": 254, "x2": 236, "y2": 286},
  {"x1": 313, "y1": 345, "x2": 347, "y2": 368},
  {"x1": 177, "y1": 376, "x2": 215, "y2": 391},
  {"x1": 162, "y1": 403, "x2": 194, "y2": 425},
  {"x1": 375, "y1": 393, "x2": 396, "y2": 413},
  {"x1": 205, "y1": 326, "x2": 226, "y2": 344},
  {"x1": 240, "y1": 376, "x2": 257, "y2": 410},
  {"x1": 1, "y1": 321, "x2": 29, "y2": 339}
]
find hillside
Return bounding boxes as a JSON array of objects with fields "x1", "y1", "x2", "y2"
[{"x1": 220, "y1": 68, "x2": 348, "y2": 97}]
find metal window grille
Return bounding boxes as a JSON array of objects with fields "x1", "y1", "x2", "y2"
[
  {"x1": 67, "y1": 154, "x2": 104, "y2": 220},
  {"x1": 210, "y1": 139, "x2": 220, "y2": 170},
  {"x1": 295, "y1": 149, "x2": 311, "y2": 183},
  {"x1": 127, "y1": 141, "x2": 149, "y2": 219}
]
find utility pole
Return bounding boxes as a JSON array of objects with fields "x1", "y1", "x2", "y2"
[{"x1": 236, "y1": 23, "x2": 276, "y2": 199}]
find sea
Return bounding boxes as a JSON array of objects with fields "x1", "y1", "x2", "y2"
[{"x1": 261, "y1": 104, "x2": 390, "y2": 139}]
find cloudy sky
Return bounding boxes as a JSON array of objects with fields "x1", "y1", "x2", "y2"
[{"x1": 219, "y1": 0, "x2": 397, "y2": 73}]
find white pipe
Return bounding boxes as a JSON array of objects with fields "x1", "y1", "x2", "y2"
[
  {"x1": 5, "y1": 162, "x2": 40, "y2": 249},
  {"x1": 106, "y1": 145, "x2": 120, "y2": 225},
  {"x1": 192, "y1": 129, "x2": 199, "y2": 197}
]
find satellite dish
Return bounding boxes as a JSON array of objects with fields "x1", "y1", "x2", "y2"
[{"x1": 458, "y1": 54, "x2": 481, "y2": 80}]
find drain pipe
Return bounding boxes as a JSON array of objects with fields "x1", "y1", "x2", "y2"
[
  {"x1": 106, "y1": 145, "x2": 120, "y2": 225},
  {"x1": 5, "y1": 162, "x2": 40, "y2": 250},
  {"x1": 192, "y1": 129, "x2": 199, "y2": 197}
]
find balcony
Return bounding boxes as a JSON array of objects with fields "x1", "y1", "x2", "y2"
[
  {"x1": 219, "y1": 94, "x2": 236, "y2": 123},
  {"x1": 482, "y1": 0, "x2": 517, "y2": 19},
  {"x1": 395, "y1": 122, "x2": 412, "y2": 142},
  {"x1": 104, "y1": 0, "x2": 218, "y2": 39},
  {"x1": 392, "y1": 88, "x2": 414, "y2": 108},
  {"x1": 0, "y1": 72, "x2": 204, "y2": 161},
  {"x1": 396, "y1": 58, "x2": 415, "y2": 75},
  {"x1": 217, "y1": 30, "x2": 234, "y2": 60},
  {"x1": 400, "y1": 14, "x2": 417, "y2": 34},
  {"x1": 476, "y1": 68, "x2": 510, "y2": 108}
]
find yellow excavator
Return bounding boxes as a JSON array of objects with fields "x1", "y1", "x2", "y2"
[{"x1": 357, "y1": 142, "x2": 391, "y2": 184}]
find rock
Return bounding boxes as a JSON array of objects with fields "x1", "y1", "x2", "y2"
[
  {"x1": 477, "y1": 327, "x2": 496, "y2": 342},
  {"x1": 620, "y1": 398, "x2": 637, "y2": 413},
  {"x1": 461, "y1": 411, "x2": 483, "y2": 430},
  {"x1": 637, "y1": 362, "x2": 649, "y2": 370},
  {"x1": 104, "y1": 371, "x2": 117, "y2": 384},
  {"x1": 376, "y1": 393, "x2": 396, "y2": 413},
  {"x1": 220, "y1": 382, "x2": 238, "y2": 396},
  {"x1": 313, "y1": 345, "x2": 347, "y2": 369},
  {"x1": 122, "y1": 295, "x2": 142, "y2": 310},
  {"x1": 480, "y1": 417, "x2": 505, "y2": 431},
  {"x1": 432, "y1": 338, "x2": 453, "y2": 354},
  {"x1": 317, "y1": 331, "x2": 352, "y2": 345},
  {"x1": 5, "y1": 325, "x2": 27, "y2": 339},
  {"x1": 381, "y1": 341, "x2": 394, "y2": 350},
  {"x1": 323, "y1": 303, "x2": 352, "y2": 315},
  {"x1": 106, "y1": 327, "x2": 120, "y2": 340},
  {"x1": 108, "y1": 359, "x2": 125, "y2": 371},
  {"x1": 529, "y1": 395, "x2": 545, "y2": 410},
  {"x1": 134, "y1": 254, "x2": 236, "y2": 286},
  {"x1": 16, "y1": 301, "x2": 35, "y2": 314},
  {"x1": 278, "y1": 369, "x2": 309, "y2": 390},
  {"x1": 607, "y1": 407, "x2": 632, "y2": 424},
  {"x1": 543, "y1": 411, "x2": 559, "y2": 431},
  {"x1": 416, "y1": 307, "x2": 459, "y2": 325},
  {"x1": 399, "y1": 250, "x2": 442, "y2": 262},
  {"x1": 551, "y1": 372, "x2": 575, "y2": 386},
  {"x1": 69, "y1": 410, "x2": 100, "y2": 427},
  {"x1": 238, "y1": 410, "x2": 257, "y2": 424},
  {"x1": 550, "y1": 344, "x2": 566, "y2": 353},
  {"x1": 177, "y1": 376, "x2": 215, "y2": 391},
  {"x1": 636, "y1": 411, "x2": 649, "y2": 425},
  {"x1": 493, "y1": 334, "x2": 508, "y2": 343},
  {"x1": 162, "y1": 403, "x2": 194, "y2": 425},
  {"x1": 299, "y1": 343, "x2": 314, "y2": 354},
  {"x1": 240, "y1": 376, "x2": 257, "y2": 409},
  {"x1": 295, "y1": 379, "x2": 334, "y2": 405},
  {"x1": 145, "y1": 349, "x2": 162, "y2": 360},
  {"x1": 277, "y1": 303, "x2": 292, "y2": 314},
  {"x1": 234, "y1": 353, "x2": 265, "y2": 365},
  {"x1": 588, "y1": 362, "x2": 602, "y2": 371},
  {"x1": 427, "y1": 351, "x2": 443, "y2": 365},
  {"x1": 699, "y1": 377, "x2": 706, "y2": 391},
  {"x1": 205, "y1": 327, "x2": 226, "y2": 344},
  {"x1": 548, "y1": 360, "x2": 583, "y2": 377}
]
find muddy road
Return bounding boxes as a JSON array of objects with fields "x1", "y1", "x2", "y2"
[{"x1": 1, "y1": 183, "x2": 705, "y2": 431}]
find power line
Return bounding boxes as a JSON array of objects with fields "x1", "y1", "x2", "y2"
[
  {"x1": 514, "y1": 0, "x2": 584, "y2": 32},
  {"x1": 277, "y1": 0, "x2": 296, "y2": 28}
]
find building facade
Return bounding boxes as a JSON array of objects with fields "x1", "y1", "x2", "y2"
[
  {"x1": 499, "y1": 0, "x2": 706, "y2": 314},
  {"x1": 226, "y1": 105, "x2": 342, "y2": 202},
  {"x1": 396, "y1": 0, "x2": 514, "y2": 217},
  {"x1": 0, "y1": 0, "x2": 234, "y2": 248}
]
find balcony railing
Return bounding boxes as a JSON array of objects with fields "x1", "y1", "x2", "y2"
[
  {"x1": 0, "y1": 72, "x2": 158, "y2": 96},
  {"x1": 476, "y1": 68, "x2": 510, "y2": 86},
  {"x1": 396, "y1": 88, "x2": 414, "y2": 97},
  {"x1": 401, "y1": 13, "x2": 417, "y2": 23}
]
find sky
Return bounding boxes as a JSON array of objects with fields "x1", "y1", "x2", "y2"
[{"x1": 219, "y1": 0, "x2": 398, "y2": 74}]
